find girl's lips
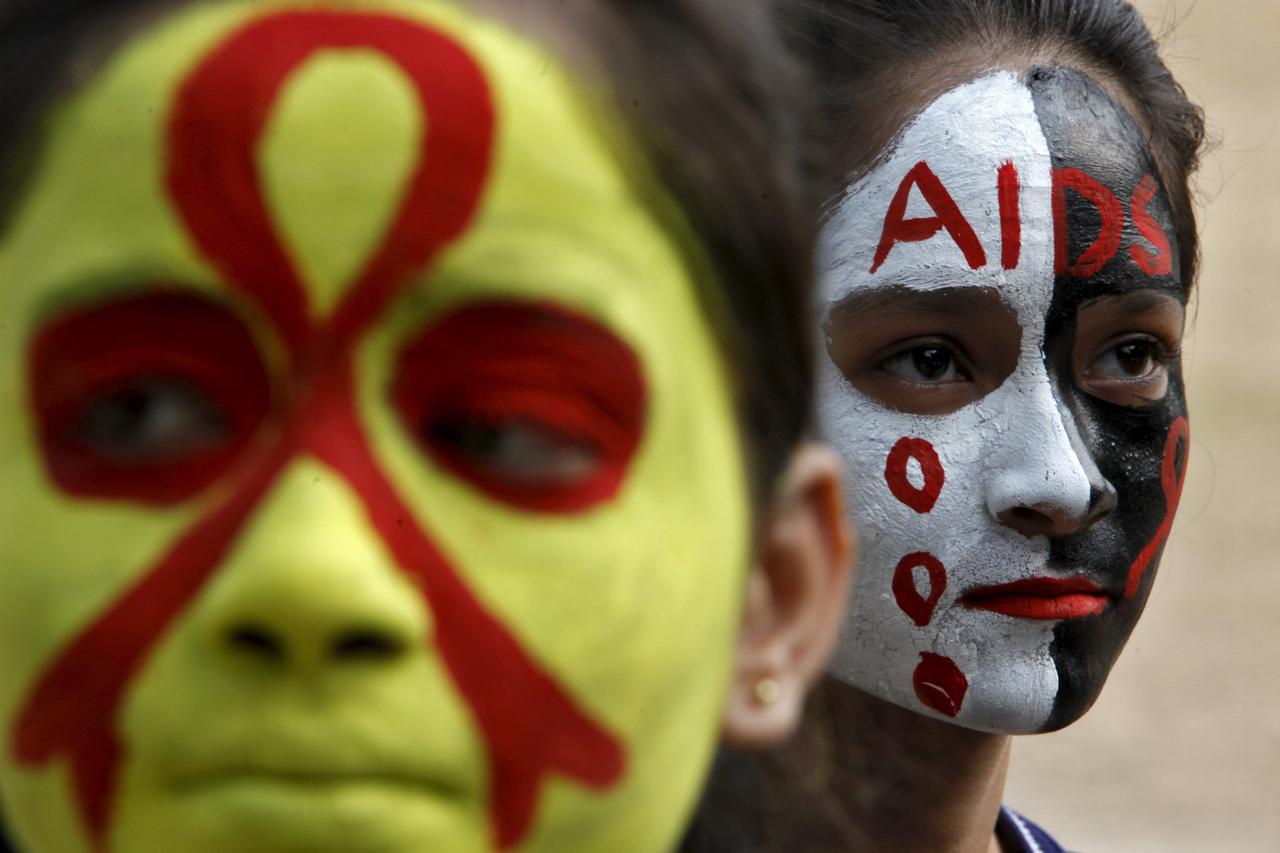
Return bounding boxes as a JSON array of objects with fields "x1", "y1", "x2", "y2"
[{"x1": 960, "y1": 577, "x2": 1109, "y2": 620}]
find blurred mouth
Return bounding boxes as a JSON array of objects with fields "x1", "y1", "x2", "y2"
[
  {"x1": 173, "y1": 766, "x2": 464, "y2": 800},
  {"x1": 959, "y1": 577, "x2": 1110, "y2": 620}
]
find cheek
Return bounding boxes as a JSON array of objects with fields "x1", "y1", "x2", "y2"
[
  {"x1": 361, "y1": 318, "x2": 753, "y2": 837},
  {"x1": 0, "y1": 471, "x2": 197, "y2": 849},
  {"x1": 821, "y1": 371, "x2": 973, "y2": 551},
  {"x1": 1094, "y1": 401, "x2": 1186, "y2": 495},
  {"x1": 1074, "y1": 393, "x2": 1189, "y2": 592},
  {"x1": 0, "y1": 454, "x2": 197, "y2": 722},
  {"x1": 411, "y1": 444, "x2": 747, "y2": 847},
  {"x1": 852, "y1": 429, "x2": 993, "y2": 573},
  {"x1": 824, "y1": 392, "x2": 956, "y2": 606},
  {"x1": 360, "y1": 310, "x2": 749, "y2": 696},
  {"x1": 821, "y1": 375, "x2": 1050, "y2": 616}
]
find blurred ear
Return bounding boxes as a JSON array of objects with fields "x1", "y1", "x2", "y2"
[{"x1": 721, "y1": 442, "x2": 854, "y2": 748}]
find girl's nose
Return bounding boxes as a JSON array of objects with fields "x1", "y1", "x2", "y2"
[
  {"x1": 993, "y1": 484, "x2": 1116, "y2": 538},
  {"x1": 985, "y1": 378, "x2": 1116, "y2": 539}
]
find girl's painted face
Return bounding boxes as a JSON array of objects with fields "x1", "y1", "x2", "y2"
[
  {"x1": 0, "y1": 2, "x2": 751, "y2": 851},
  {"x1": 819, "y1": 69, "x2": 1189, "y2": 734}
]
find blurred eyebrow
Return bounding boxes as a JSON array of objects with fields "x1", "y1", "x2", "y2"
[{"x1": 828, "y1": 286, "x2": 1009, "y2": 325}]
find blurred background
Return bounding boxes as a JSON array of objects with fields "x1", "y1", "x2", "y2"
[{"x1": 1004, "y1": 1, "x2": 1280, "y2": 850}]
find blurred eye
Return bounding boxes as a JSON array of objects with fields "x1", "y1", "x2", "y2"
[
  {"x1": 880, "y1": 341, "x2": 969, "y2": 384},
  {"x1": 30, "y1": 291, "x2": 273, "y2": 505},
  {"x1": 427, "y1": 417, "x2": 601, "y2": 489},
  {"x1": 392, "y1": 301, "x2": 647, "y2": 514},
  {"x1": 71, "y1": 376, "x2": 230, "y2": 465}
]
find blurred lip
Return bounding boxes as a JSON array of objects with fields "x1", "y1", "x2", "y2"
[
  {"x1": 172, "y1": 765, "x2": 463, "y2": 799},
  {"x1": 959, "y1": 577, "x2": 1110, "y2": 620}
]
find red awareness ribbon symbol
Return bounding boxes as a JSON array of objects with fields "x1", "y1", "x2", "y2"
[
  {"x1": 1123, "y1": 415, "x2": 1190, "y2": 598},
  {"x1": 10, "y1": 11, "x2": 624, "y2": 850}
]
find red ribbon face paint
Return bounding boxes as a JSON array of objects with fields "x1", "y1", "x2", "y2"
[
  {"x1": 17, "y1": 12, "x2": 624, "y2": 848},
  {"x1": 0, "y1": 5, "x2": 752, "y2": 852}
]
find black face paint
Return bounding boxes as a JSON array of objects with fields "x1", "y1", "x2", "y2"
[{"x1": 1029, "y1": 66, "x2": 1190, "y2": 730}]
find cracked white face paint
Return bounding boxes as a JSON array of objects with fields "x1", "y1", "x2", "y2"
[{"x1": 818, "y1": 72, "x2": 1103, "y2": 733}]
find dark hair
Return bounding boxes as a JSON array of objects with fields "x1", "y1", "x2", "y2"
[
  {"x1": 0, "y1": 0, "x2": 822, "y2": 501},
  {"x1": 535, "y1": 0, "x2": 824, "y2": 501},
  {"x1": 777, "y1": 0, "x2": 1206, "y2": 287}
]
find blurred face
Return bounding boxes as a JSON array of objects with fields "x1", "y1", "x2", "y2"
[
  {"x1": 819, "y1": 69, "x2": 1189, "y2": 734},
  {"x1": 0, "y1": 2, "x2": 751, "y2": 851}
]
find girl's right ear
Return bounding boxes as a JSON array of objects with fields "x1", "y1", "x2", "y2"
[{"x1": 721, "y1": 443, "x2": 855, "y2": 748}]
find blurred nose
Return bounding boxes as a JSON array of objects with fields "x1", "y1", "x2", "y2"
[
  {"x1": 220, "y1": 615, "x2": 408, "y2": 669},
  {"x1": 195, "y1": 459, "x2": 426, "y2": 676},
  {"x1": 985, "y1": 378, "x2": 1116, "y2": 539}
]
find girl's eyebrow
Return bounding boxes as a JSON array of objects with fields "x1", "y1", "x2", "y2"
[
  {"x1": 1078, "y1": 288, "x2": 1186, "y2": 315},
  {"x1": 828, "y1": 285, "x2": 1011, "y2": 325}
]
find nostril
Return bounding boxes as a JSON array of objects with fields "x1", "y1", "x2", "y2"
[
  {"x1": 330, "y1": 628, "x2": 407, "y2": 663},
  {"x1": 225, "y1": 624, "x2": 286, "y2": 662},
  {"x1": 1086, "y1": 485, "x2": 1118, "y2": 525},
  {"x1": 997, "y1": 506, "x2": 1058, "y2": 538}
]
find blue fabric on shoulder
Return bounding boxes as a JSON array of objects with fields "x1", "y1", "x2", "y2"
[{"x1": 997, "y1": 805, "x2": 1069, "y2": 853}]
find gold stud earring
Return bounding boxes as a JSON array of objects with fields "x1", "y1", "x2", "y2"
[{"x1": 753, "y1": 676, "x2": 782, "y2": 706}]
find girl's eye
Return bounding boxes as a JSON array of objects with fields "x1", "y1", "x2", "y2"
[
  {"x1": 1080, "y1": 335, "x2": 1174, "y2": 406},
  {"x1": 880, "y1": 343, "x2": 967, "y2": 384},
  {"x1": 1089, "y1": 339, "x2": 1162, "y2": 380},
  {"x1": 72, "y1": 376, "x2": 230, "y2": 465},
  {"x1": 427, "y1": 417, "x2": 601, "y2": 489}
]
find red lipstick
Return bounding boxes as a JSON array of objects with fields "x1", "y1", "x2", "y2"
[{"x1": 960, "y1": 577, "x2": 1108, "y2": 620}]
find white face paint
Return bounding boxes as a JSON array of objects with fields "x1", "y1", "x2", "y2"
[{"x1": 818, "y1": 72, "x2": 1101, "y2": 733}]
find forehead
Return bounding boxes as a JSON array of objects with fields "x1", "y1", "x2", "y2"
[
  {"x1": 1, "y1": 1, "x2": 685, "y2": 332},
  {"x1": 820, "y1": 68, "x2": 1171, "y2": 313}
]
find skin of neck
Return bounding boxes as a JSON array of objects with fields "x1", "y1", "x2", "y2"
[
  {"x1": 801, "y1": 677, "x2": 1012, "y2": 853},
  {"x1": 685, "y1": 679, "x2": 1011, "y2": 853}
]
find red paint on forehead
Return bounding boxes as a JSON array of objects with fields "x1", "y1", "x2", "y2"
[
  {"x1": 167, "y1": 9, "x2": 493, "y2": 352},
  {"x1": 1129, "y1": 175, "x2": 1174, "y2": 277},
  {"x1": 1051, "y1": 168, "x2": 1123, "y2": 279},
  {"x1": 871, "y1": 161, "x2": 987, "y2": 275},
  {"x1": 997, "y1": 161, "x2": 1021, "y2": 271},
  {"x1": 13, "y1": 11, "x2": 631, "y2": 850},
  {"x1": 870, "y1": 158, "x2": 1175, "y2": 282}
]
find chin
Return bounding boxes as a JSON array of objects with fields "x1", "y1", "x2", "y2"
[
  {"x1": 913, "y1": 653, "x2": 1063, "y2": 736},
  {"x1": 834, "y1": 608, "x2": 1132, "y2": 736},
  {"x1": 1037, "y1": 609, "x2": 1138, "y2": 732}
]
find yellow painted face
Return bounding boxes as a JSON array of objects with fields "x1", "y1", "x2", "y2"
[{"x1": 0, "y1": 2, "x2": 751, "y2": 851}]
